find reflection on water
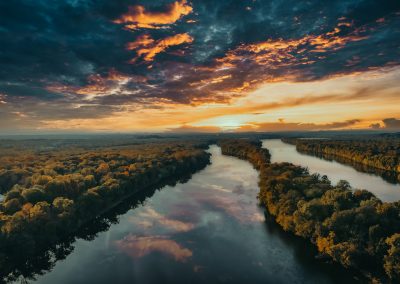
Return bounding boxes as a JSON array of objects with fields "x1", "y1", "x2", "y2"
[
  {"x1": 307, "y1": 151, "x2": 400, "y2": 184},
  {"x1": 32, "y1": 145, "x2": 361, "y2": 284},
  {"x1": 115, "y1": 235, "x2": 193, "y2": 262},
  {"x1": 262, "y1": 139, "x2": 400, "y2": 202}
]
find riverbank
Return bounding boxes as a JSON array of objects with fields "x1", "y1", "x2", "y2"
[
  {"x1": 282, "y1": 138, "x2": 400, "y2": 183},
  {"x1": 220, "y1": 139, "x2": 400, "y2": 282}
]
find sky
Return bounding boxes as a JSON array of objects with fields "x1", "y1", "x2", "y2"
[{"x1": 0, "y1": 0, "x2": 399, "y2": 133}]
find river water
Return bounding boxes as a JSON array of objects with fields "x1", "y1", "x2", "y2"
[
  {"x1": 30, "y1": 145, "x2": 360, "y2": 284},
  {"x1": 262, "y1": 139, "x2": 400, "y2": 202}
]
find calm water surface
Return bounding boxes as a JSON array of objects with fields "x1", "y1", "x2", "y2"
[
  {"x1": 31, "y1": 145, "x2": 360, "y2": 284},
  {"x1": 262, "y1": 139, "x2": 400, "y2": 202}
]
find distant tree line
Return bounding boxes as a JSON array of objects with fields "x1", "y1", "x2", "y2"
[
  {"x1": 220, "y1": 139, "x2": 400, "y2": 282},
  {"x1": 0, "y1": 140, "x2": 211, "y2": 282},
  {"x1": 282, "y1": 138, "x2": 400, "y2": 182}
]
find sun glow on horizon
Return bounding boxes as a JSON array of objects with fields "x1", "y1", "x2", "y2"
[{"x1": 32, "y1": 66, "x2": 400, "y2": 133}]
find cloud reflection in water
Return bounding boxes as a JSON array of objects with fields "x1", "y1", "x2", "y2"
[{"x1": 115, "y1": 234, "x2": 193, "y2": 262}]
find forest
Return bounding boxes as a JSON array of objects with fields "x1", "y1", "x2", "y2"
[
  {"x1": 282, "y1": 137, "x2": 400, "y2": 182},
  {"x1": 0, "y1": 138, "x2": 211, "y2": 282},
  {"x1": 220, "y1": 139, "x2": 400, "y2": 282}
]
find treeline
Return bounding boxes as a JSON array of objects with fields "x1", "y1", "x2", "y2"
[
  {"x1": 283, "y1": 138, "x2": 400, "y2": 182},
  {"x1": 219, "y1": 139, "x2": 271, "y2": 169},
  {"x1": 220, "y1": 139, "x2": 400, "y2": 282},
  {"x1": 0, "y1": 141, "x2": 211, "y2": 282}
]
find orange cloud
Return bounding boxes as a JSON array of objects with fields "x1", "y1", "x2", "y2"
[
  {"x1": 167, "y1": 125, "x2": 222, "y2": 133},
  {"x1": 114, "y1": 0, "x2": 193, "y2": 30},
  {"x1": 115, "y1": 235, "x2": 192, "y2": 262},
  {"x1": 236, "y1": 119, "x2": 361, "y2": 132},
  {"x1": 76, "y1": 68, "x2": 131, "y2": 96},
  {"x1": 309, "y1": 29, "x2": 367, "y2": 53},
  {"x1": 218, "y1": 20, "x2": 369, "y2": 69},
  {"x1": 126, "y1": 34, "x2": 155, "y2": 50},
  {"x1": 189, "y1": 75, "x2": 232, "y2": 87},
  {"x1": 127, "y1": 33, "x2": 193, "y2": 62}
]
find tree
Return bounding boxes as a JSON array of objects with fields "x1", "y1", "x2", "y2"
[
  {"x1": 384, "y1": 234, "x2": 400, "y2": 280},
  {"x1": 29, "y1": 201, "x2": 51, "y2": 220},
  {"x1": 3, "y1": 199, "x2": 21, "y2": 214},
  {"x1": 21, "y1": 186, "x2": 47, "y2": 204},
  {"x1": 52, "y1": 197, "x2": 74, "y2": 217}
]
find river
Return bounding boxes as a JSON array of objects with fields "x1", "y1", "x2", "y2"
[
  {"x1": 262, "y1": 139, "x2": 400, "y2": 202},
  {"x1": 29, "y1": 145, "x2": 360, "y2": 284}
]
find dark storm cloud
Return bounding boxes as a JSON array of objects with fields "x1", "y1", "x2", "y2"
[
  {"x1": 383, "y1": 118, "x2": 400, "y2": 129},
  {"x1": 0, "y1": 0, "x2": 399, "y2": 124},
  {"x1": 369, "y1": 118, "x2": 400, "y2": 130}
]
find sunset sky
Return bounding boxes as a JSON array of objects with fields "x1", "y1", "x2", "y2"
[{"x1": 0, "y1": 0, "x2": 399, "y2": 133}]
